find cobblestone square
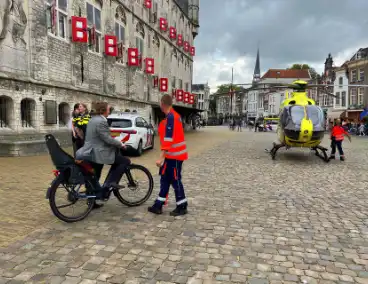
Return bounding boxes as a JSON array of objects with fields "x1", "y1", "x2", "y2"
[{"x1": 0, "y1": 127, "x2": 367, "y2": 283}]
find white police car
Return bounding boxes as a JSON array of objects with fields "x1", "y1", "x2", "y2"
[{"x1": 107, "y1": 112, "x2": 154, "y2": 156}]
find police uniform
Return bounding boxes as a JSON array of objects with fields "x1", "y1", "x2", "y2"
[
  {"x1": 148, "y1": 109, "x2": 188, "y2": 216},
  {"x1": 72, "y1": 113, "x2": 91, "y2": 152}
]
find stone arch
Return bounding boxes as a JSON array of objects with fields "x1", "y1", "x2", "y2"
[
  {"x1": 20, "y1": 98, "x2": 36, "y2": 128},
  {"x1": 136, "y1": 22, "x2": 145, "y2": 38},
  {"x1": 153, "y1": 32, "x2": 160, "y2": 47},
  {"x1": 58, "y1": 102, "x2": 70, "y2": 126},
  {"x1": 115, "y1": 5, "x2": 126, "y2": 25},
  {"x1": 0, "y1": 95, "x2": 13, "y2": 128}
]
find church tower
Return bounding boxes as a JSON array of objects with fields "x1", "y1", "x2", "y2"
[{"x1": 253, "y1": 47, "x2": 261, "y2": 84}]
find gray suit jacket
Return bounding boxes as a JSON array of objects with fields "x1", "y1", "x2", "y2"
[{"x1": 76, "y1": 115, "x2": 122, "y2": 165}]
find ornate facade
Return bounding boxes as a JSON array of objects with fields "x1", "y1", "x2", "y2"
[{"x1": 0, "y1": 0, "x2": 200, "y2": 156}]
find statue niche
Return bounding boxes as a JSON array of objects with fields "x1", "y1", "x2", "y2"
[{"x1": 0, "y1": 0, "x2": 27, "y2": 47}]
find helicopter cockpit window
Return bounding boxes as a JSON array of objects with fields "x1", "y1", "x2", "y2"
[
  {"x1": 290, "y1": 106, "x2": 305, "y2": 125},
  {"x1": 306, "y1": 105, "x2": 324, "y2": 128}
]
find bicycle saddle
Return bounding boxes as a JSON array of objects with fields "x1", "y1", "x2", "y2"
[{"x1": 45, "y1": 134, "x2": 75, "y2": 168}]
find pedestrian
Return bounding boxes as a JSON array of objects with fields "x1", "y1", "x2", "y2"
[
  {"x1": 329, "y1": 119, "x2": 351, "y2": 161},
  {"x1": 72, "y1": 103, "x2": 91, "y2": 154},
  {"x1": 359, "y1": 124, "x2": 365, "y2": 136},
  {"x1": 148, "y1": 94, "x2": 188, "y2": 216},
  {"x1": 71, "y1": 103, "x2": 80, "y2": 156},
  {"x1": 237, "y1": 117, "x2": 242, "y2": 132},
  {"x1": 76, "y1": 101, "x2": 130, "y2": 209}
]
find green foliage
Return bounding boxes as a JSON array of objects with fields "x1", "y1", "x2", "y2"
[
  {"x1": 288, "y1": 63, "x2": 320, "y2": 80},
  {"x1": 216, "y1": 84, "x2": 242, "y2": 95}
]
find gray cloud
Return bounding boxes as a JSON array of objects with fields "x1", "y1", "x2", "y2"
[{"x1": 196, "y1": 0, "x2": 368, "y2": 74}]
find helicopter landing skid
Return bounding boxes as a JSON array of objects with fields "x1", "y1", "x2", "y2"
[
  {"x1": 311, "y1": 145, "x2": 330, "y2": 163},
  {"x1": 265, "y1": 142, "x2": 285, "y2": 160}
]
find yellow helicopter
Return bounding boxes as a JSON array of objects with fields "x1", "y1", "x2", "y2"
[{"x1": 216, "y1": 79, "x2": 368, "y2": 162}]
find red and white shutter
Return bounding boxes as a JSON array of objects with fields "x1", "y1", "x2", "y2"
[
  {"x1": 159, "y1": 18, "x2": 168, "y2": 31},
  {"x1": 71, "y1": 16, "x2": 88, "y2": 43},
  {"x1": 144, "y1": 0, "x2": 152, "y2": 8},
  {"x1": 189, "y1": 94, "x2": 195, "y2": 104},
  {"x1": 169, "y1": 27, "x2": 177, "y2": 39},
  {"x1": 190, "y1": 46, "x2": 195, "y2": 56},
  {"x1": 145, "y1": 58, "x2": 154, "y2": 74},
  {"x1": 127, "y1": 48, "x2": 139, "y2": 66},
  {"x1": 177, "y1": 34, "x2": 183, "y2": 46},
  {"x1": 183, "y1": 41, "x2": 190, "y2": 52},
  {"x1": 176, "y1": 89, "x2": 183, "y2": 101},
  {"x1": 104, "y1": 35, "x2": 117, "y2": 56},
  {"x1": 159, "y1": 78, "x2": 168, "y2": 92},
  {"x1": 184, "y1": 92, "x2": 190, "y2": 103}
]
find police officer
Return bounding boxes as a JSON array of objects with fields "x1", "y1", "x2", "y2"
[
  {"x1": 72, "y1": 103, "x2": 91, "y2": 152},
  {"x1": 148, "y1": 94, "x2": 188, "y2": 216}
]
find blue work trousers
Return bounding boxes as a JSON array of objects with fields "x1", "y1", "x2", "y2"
[{"x1": 154, "y1": 159, "x2": 187, "y2": 208}]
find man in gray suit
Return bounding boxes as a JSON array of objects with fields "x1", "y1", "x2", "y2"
[{"x1": 76, "y1": 101, "x2": 131, "y2": 206}]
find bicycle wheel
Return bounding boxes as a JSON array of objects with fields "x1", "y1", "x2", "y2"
[
  {"x1": 48, "y1": 177, "x2": 95, "y2": 223},
  {"x1": 113, "y1": 164, "x2": 154, "y2": 207}
]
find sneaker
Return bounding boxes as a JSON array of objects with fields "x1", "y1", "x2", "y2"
[
  {"x1": 148, "y1": 206, "x2": 162, "y2": 215},
  {"x1": 170, "y1": 207, "x2": 188, "y2": 217}
]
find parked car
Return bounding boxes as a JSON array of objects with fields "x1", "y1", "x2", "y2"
[{"x1": 107, "y1": 112, "x2": 154, "y2": 156}]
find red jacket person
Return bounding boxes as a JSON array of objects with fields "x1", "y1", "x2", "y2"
[{"x1": 148, "y1": 94, "x2": 188, "y2": 216}]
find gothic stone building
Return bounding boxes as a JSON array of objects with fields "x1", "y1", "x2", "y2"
[{"x1": 0, "y1": 0, "x2": 200, "y2": 156}]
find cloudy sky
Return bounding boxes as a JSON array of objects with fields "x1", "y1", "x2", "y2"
[{"x1": 192, "y1": 0, "x2": 368, "y2": 92}]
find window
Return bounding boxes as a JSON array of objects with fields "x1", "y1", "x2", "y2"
[
  {"x1": 115, "y1": 22, "x2": 125, "y2": 44},
  {"x1": 350, "y1": 88, "x2": 357, "y2": 105},
  {"x1": 185, "y1": 82, "x2": 189, "y2": 91},
  {"x1": 351, "y1": 70, "x2": 357, "y2": 82},
  {"x1": 335, "y1": 92, "x2": 340, "y2": 105},
  {"x1": 46, "y1": 0, "x2": 68, "y2": 39},
  {"x1": 178, "y1": 79, "x2": 183, "y2": 89},
  {"x1": 0, "y1": 96, "x2": 12, "y2": 128},
  {"x1": 171, "y1": 76, "x2": 176, "y2": 88},
  {"x1": 107, "y1": 118, "x2": 132, "y2": 128},
  {"x1": 87, "y1": 2, "x2": 101, "y2": 53},
  {"x1": 290, "y1": 106, "x2": 305, "y2": 125},
  {"x1": 306, "y1": 106, "x2": 324, "y2": 127},
  {"x1": 359, "y1": 69, "x2": 365, "y2": 82},
  {"x1": 58, "y1": 102, "x2": 70, "y2": 126},
  {"x1": 338, "y1": 77, "x2": 343, "y2": 86},
  {"x1": 358, "y1": 88, "x2": 364, "y2": 105},
  {"x1": 323, "y1": 95, "x2": 328, "y2": 106},
  {"x1": 136, "y1": 36, "x2": 144, "y2": 56},
  {"x1": 21, "y1": 99, "x2": 35, "y2": 128},
  {"x1": 341, "y1": 91, "x2": 346, "y2": 107}
]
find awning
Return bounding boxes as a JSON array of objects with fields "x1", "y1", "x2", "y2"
[
  {"x1": 151, "y1": 104, "x2": 204, "y2": 115},
  {"x1": 327, "y1": 111, "x2": 344, "y2": 119}
]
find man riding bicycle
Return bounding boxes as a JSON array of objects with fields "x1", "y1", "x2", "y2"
[{"x1": 76, "y1": 101, "x2": 131, "y2": 209}]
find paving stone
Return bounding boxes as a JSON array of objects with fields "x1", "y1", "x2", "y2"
[{"x1": 1, "y1": 129, "x2": 368, "y2": 283}]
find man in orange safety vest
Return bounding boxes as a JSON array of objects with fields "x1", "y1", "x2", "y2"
[{"x1": 148, "y1": 94, "x2": 188, "y2": 216}]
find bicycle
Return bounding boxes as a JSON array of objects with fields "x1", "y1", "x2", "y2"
[{"x1": 44, "y1": 134, "x2": 154, "y2": 223}]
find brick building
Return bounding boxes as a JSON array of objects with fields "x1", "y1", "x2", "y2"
[{"x1": 0, "y1": 0, "x2": 200, "y2": 156}]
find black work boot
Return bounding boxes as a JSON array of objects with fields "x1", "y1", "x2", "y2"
[
  {"x1": 170, "y1": 205, "x2": 188, "y2": 217},
  {"x1": 340, "y1": 156, "x2": 345, "y2": 161},
  {"x1": 329, "y1": 155, "x2": 335, "y2": 160},
  {"x1": 148, "y1": 206, "x2": 162, "y2": 215}
]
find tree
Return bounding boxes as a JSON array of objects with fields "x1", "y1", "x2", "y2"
[
  {"x1": 215, "y1": 84, "x2": 243, "y2": 95},
  {"x1": 288, "y1": 63, "x2": 320, "y2": 80}
]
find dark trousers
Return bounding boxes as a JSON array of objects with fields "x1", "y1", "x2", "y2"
[
  {"x1": 91, "y1": 154, "x2": 131, "y2": 189},
  {"x1": 331, "y1": 140, "x2": 344, "y2": 156},
  {"x1": 72, "y1": 137, "x2": 84, "y2": 157},
  {"x1": 154, "y1": 159, "x2": 187, "y2": 208}
]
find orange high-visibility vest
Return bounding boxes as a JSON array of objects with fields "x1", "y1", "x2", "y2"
[
  {"x1": 158, "y1": 109, "x2": 188, "y2": 161},
  {"x1": 331, "y1": 125, "x2": 346, "y2": 141}
]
